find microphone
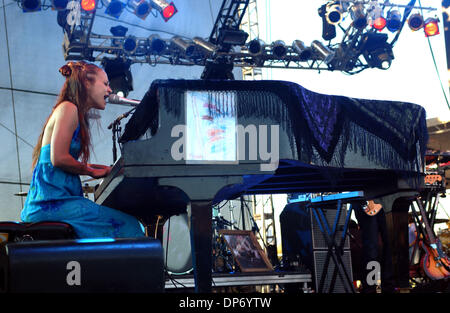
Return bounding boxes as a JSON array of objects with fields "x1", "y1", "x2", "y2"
[{"x1": 107, "y1": 94, "x2": 140, "y2": 106}]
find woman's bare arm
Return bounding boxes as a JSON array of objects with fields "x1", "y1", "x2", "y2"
[{"x1": 50, "y1": 102, "x2": 110, "y2": 178}]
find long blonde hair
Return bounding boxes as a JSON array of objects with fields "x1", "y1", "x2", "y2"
[{"x1": 31, "y1": 61, "x2": 102, "y2": 170}]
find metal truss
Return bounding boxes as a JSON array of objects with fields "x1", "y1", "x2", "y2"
[{"x1": 60, "y1": 0, "x2": 439, "y2": 75}]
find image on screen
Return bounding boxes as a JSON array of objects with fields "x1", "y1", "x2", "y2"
[{"x1": 185, "y1": 90, "x2": 237, "y2": 163}]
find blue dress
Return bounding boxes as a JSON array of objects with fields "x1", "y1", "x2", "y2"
[{"x1": 21, "y1": 126, "x2": 145, "y2": 238}]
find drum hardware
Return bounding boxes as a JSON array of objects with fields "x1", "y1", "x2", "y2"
[
  {"x1": 212, "y1": 214, "x2": 235, "y2": 273},
  {"x1": 162, "y1": 214, "x2": 193, "y2": 275},
  {"x1": 212, "y1": 234, "x2": 234, "y2": 273},
  {"x1": 82, "y1": 184, "x2": 95, "y2": 194}
]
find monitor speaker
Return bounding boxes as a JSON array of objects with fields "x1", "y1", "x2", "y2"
[
  {"x1": 0, "y1": 237, "x2": 164, "y2": 293},
  {"x1": 280, "y1": 201, "x2": 353, "y2": 293}
]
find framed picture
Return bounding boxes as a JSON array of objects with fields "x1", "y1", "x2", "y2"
[{"x1": 219, "y1": 230, "x2": 272, "y2": 272}]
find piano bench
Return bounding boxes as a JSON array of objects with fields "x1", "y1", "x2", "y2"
[{"x1": 0, "y1": 221, "x2": 77, "y2": 243}]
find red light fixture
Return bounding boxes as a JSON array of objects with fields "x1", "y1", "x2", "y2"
[
  {"x1": 372, "y1": 17, "x2": 387, "y2": 31},
  {"x1": 162, "y1": 3, "x2": 176, "y2": 20},
  {"x1": 150, "y1": 0, "x2": 177, "y2": 22},
  {"x1": 424, "y1": 18, "x2": 439, "y2": 37},
  {"x1": 81, "y1": 0, "x2": 96, "y2": 11}
]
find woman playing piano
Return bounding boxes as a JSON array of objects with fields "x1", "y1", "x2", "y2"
[{"x1": 20, "y1": 61, "x2": 145, "y2": 238}]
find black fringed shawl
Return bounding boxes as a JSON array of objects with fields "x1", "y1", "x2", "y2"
[{"x1": 120, "y1": 79, "x2": 428, "y2": 175}]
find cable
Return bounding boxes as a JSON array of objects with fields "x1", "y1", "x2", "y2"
[
  {"x1": 208, "y1": 0, "x2": 215, "y2": 26},
  {"x1": 3, "y1": 0, "x2": 24, "y2": 207},
  {"x1": 418, "y1": 0, "x2": 450, "y2": 110}
]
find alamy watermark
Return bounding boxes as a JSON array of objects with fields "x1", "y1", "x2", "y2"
[
  {"x1": 366, "y1": 260, "x2": 381, "y2": 286},
  {"x1": 170, "y1": 124, "x2": 280, "y2": 171},
  {"x1": 66, "y1": 260, "x2": 81, "y2": 286}
]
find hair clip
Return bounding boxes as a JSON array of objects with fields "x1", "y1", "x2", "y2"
[{"x1": 59, "y1": 64, "x2": 72, "y2": 77}]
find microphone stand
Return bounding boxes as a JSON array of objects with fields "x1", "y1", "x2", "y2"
[{"x1": 108, "y1": 107, "x2": 136, "y2": 163}]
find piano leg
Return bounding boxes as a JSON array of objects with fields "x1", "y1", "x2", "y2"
[
  {"x1": 189, "y1": 200, "x2": 213, "y2": 293},
  {"x1": 371, "y1": 192, "x2": 416, "y2": 291},
  {"x1": 386, "y1": 199, "x2": 410, "y2": 289}
]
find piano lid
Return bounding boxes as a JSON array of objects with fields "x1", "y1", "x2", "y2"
[{"x1": 120, "y1": 79, "x2": 428, "y2": 174}]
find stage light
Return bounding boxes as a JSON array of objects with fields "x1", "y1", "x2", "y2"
[
  {"x1": 408, "y1": 13, "x2": 424, "y2": 31},
  {"x1": 368, "y1": 2, "x2": 386, "y2": 31},
  {"x1": 171, "y1": 36, "x2": 196, "y2": 57},
  {"x1": 372, "y1": 17, "x2": 387, "y2": 31},
  {"x1": 361, "y1": 32, "x2": 394, "y2": 70},
  {"x1": 52, "y1": 0, "x2": 68, "y2": 10},
  {"x1": 292, "y1": 40, "x2": 313, "y2": 62},
  {"x1": 201, "y1": 60, "x2": 234, "y2": 80},
  {"x1": 21, "y1": 0, "x2": 41, "y2": 12},
  {"x1": 325, "y1": 2, "x2": 343, "y2": 25},
  {"x1": 102, "y1": 0, "x2": 125, "y2": 18},
  {"x1": 218, "y1": 29, "x2": 249, "y2": 46},
  {"x1": 150, "y1": 0, "x2": 177, "y2": 22},
  {"x1": 350, "y1": 4, "x2": 367, "y2": 30},
  {"x1": 311, "y1": 40, "x2": 335, "y2": 64},
  {"x1": 101, "y1": 58, "x2": 133, "y2": 98},
  {"x1": 386, "y1": 9, "x2": 402, "y2": 32},
  {"x1": 247, "y1": 39, "x2": 265, "y2": 55},
  {"x1": 123, "y1": 36, "x2": 138, "y2": 54},
  {"x1": 110, "y1": 25, "x2": 128, "y2": 47},
  {"x1": 127, "y1": 0, "x2": 151, "y2": 19},
  {"x1": 193, "y1": 37, "x2": 217, "y2": 55},
  {"x1": 318, "y1": 3, "x2": 336, "y2": 40},
  {"x1": 148, "y1": 34, "x2": 166, "y2": 54},
  {"x1": 272, "y1": 40, "x2": 287, "y2": 58},
  {"x1": 424, "y1": 18, "x2": 439, "y2": 37}
]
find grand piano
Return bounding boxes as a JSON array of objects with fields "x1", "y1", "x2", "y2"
[{"x1": 94, "y1": 79, "x2": 428, "y2": 292}]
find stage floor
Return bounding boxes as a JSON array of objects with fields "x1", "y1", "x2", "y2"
[{"x1": 165, "y1": 270, "x2": 312, "y2": 292}]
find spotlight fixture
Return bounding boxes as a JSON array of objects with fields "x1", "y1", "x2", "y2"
[
  {"x1": 201, "y1": 59, "x2": 234, "y2": 80},
  {"x1": 51, "y1": 0, "x2": 68, "y2": 10},
  {"x1": 386, "y1": 9, "x2": 402, "y2": 32},
  {"x1": 408, "y1": 13, "x2": 424, "y2": 31},
  {"x1": 21, "y1": 0, "x2": 41, "y2": 12},
  {"x1": 311, "y1": 40, "x2": 335, "y2": 64},
  {"x1": 361, "y1": 32, "x2": 394, "y2": 70},
  {"x1": 318, "y1": 3, "x2": 336, "y2": 41},
  {"x1": 424, "y1": 18, "x2": 440, "y2": 37},
  {"x1": 368, "y1": 2, "x2": 385, "y2": 31},
  {"x1": 150, "y1": 0, "x2": 177, "y2": 22},
  {"x1": 372, "y1": 17, "x2": 387, "y2": 31},
  {"x1": 101, "y1": 58, "x2": 133, "y2": 98},
  {"x1": 193, "y1": 37, "x2": 217, "y2": 55},
  {"x1": 148, "y1": 34, "x2": 166, "y2": 54},
  {"x1": 102, "y1": 0, "x2": 125, "y2": 18},
  {"x1": 350, "y1": 4, "x2": 367, "y2": 30},
  {"x1": 218, "y1": 29, "x2": 249, "y2": 46},
  {"x1": 325, "y1": 2, "x2": 343, "y2": 25},
  {"x1": 110, "y1": 25, "x2": 128, "y2": 47},
  {"x1": 80, "y1": 0, "x2": 96, "y2": 11},
  {"x1": 247, "y1": 39, "x2": 265, "y2": 55},
  {"x1": 171, "y1": 36, "x2": 196, "y2": 57},
  {"x1": 127, "y1": 0, "x2": 151, "y2": 20},
  {"x1": 292, "y1": 40, "x2": 312, "y2": 62},
  {"x1": 272, "y1": 40, "x2": 287, "y2": 58},
  {"x1": 123, "y1": 36, "x2": 138, "y2": 54}
]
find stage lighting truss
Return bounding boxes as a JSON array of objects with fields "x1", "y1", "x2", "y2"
[
  {"x1": 59, "y1": 0, "x2": 441, "y2": 75},
  {"x1": 14, "y1": 0, "x2": 177, "y2": 23}
]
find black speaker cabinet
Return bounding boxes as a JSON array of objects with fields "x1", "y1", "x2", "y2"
[
  {"x1": 280, "y1": 201, "x2": 353, "y2": 293},
  {"x1": 0, "y1": 237, "x2": 164, "y2": 293}
]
